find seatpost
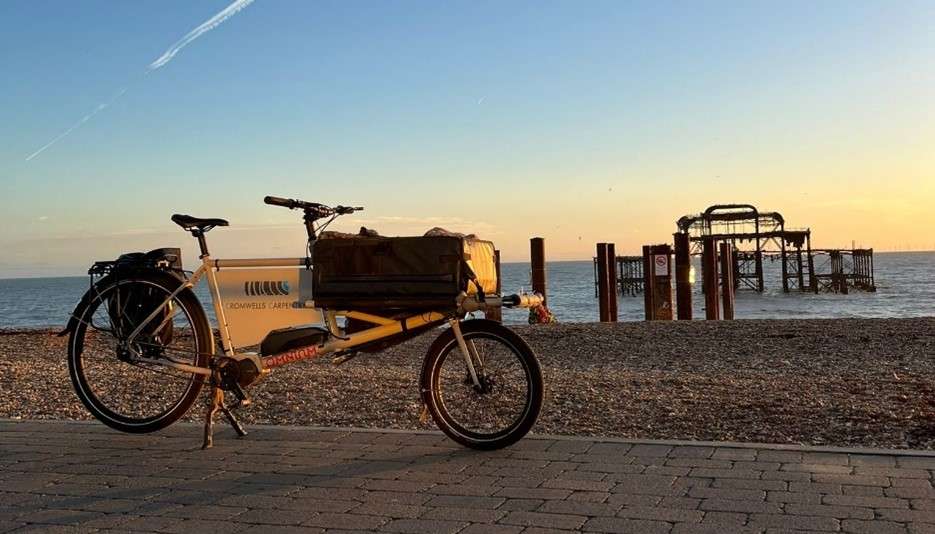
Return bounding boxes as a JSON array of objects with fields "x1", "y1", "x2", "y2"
[{"x1": 192, "y1": 230, "x2": 210, "y2": 258}]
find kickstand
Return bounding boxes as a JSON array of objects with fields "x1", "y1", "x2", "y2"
[
  {"x1": 202, "y1": 385, "x2": 222, "y2": 450},
  {"x1": 201, "y1": 384, "x2": 249, "y2": 450},
  {"x1": 221, "y1": 402, "x2": 247, "y2": 437}
]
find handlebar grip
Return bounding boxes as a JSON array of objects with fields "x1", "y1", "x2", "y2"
[{"x1": 264, "y1": 196, "x2": 295, "y2": 209}]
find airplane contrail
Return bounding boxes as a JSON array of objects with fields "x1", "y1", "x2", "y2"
[
  {"x1": 148, "y1": 0, "x2": 255, "y2": 71},
  {"x1": 25, "y1": 87, "x2": 128, "y2": 162},
  {"x1": 25, "y1": 0, "x2": 256, "y2": 161}
]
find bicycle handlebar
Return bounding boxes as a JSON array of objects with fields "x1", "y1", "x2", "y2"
[{"x1": 264, "y1": 196, "x2": 363, "y2": 217}]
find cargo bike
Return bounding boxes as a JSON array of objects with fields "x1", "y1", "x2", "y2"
[{"x1": 63, "y1": 196, "x2": 545, "y2": 450}]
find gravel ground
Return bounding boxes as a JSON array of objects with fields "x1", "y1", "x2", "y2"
[{"x1": 2, "y1": 318, "x2": 934, "y2": 449}]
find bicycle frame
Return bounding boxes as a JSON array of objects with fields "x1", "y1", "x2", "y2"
[{"x1": 125, "y1": 253, "x2": 452, "y2": 376}]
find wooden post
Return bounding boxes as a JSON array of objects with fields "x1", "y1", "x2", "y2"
[
  {"x1": 607, "y1": 243, "x2": 618, "y2": 321},
  {"x1": 719, "y1": 242, "x2": 735, "y2": 320},
  {"x1": 486, "y1": 250, "x2": 503, "y2": 322},
  {"x1": 642, "y1": 245, "x2": 654, "y2": 321},
  {"x1": 596, "y1": 243, "x2": 611, "y2": 322},
  {"x1": 673, "y1": 232, "x2": 692, "y2": 320},
  {"x1": 530, "y1": 237, "x2": 546, "y2": 305},
  {"x1": 702, "y1": 237, "x2": 720, "y2": 320},
  {"x1": 642, "y1": 244, "x2": 673, "y2": 320}
]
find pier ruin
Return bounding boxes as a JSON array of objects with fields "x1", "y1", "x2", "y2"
[{"x1": 595, "y1": 203, "x2": 875, "y2": 296}]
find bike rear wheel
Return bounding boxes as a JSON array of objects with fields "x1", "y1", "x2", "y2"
[
  {"x1": 67, "y1": 271, "x2": 211, "y2": 433},
  {"x1": 420, "y1": 319, "x2": 544, "y2": 450}
]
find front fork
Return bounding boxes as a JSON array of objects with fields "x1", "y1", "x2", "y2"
[{"x1": 449, "y1": 319, "x2": 484, "y2": 389}]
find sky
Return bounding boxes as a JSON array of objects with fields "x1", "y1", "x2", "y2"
[{"x1": 0, "y1": 0, "x2": 932, "y2": 277}]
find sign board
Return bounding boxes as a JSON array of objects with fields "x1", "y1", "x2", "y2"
[
  {"x1": 215, "y1": 267, "x2": 322, "y2": 348},
  {"x1": 653, "y1": 254, "x2": 669, "y2": 276}
]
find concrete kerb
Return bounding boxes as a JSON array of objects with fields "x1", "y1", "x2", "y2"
[{"x1": 3, "y1": 418, "x2": 934, "y2": 458}]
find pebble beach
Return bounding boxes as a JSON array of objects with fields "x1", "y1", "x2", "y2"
[{"x1": 2, "y1": 317, "x2": 933, "y2": 449}]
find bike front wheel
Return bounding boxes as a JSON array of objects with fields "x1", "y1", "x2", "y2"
[
  {"x1": 67, "y1": 270, "x2": 212, "y2": 433},
  {"x1": 420, "y1": 319, "x2": 544, "y2": 450}
]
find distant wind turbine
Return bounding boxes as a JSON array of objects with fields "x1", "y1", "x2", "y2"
[{"x1": 25, "y1": 0, "x2": 256, "y2": 162}]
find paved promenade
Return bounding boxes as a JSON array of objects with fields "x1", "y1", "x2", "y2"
[{"x1": 2, "y1": 421, "x2": 935, "y2": 533}]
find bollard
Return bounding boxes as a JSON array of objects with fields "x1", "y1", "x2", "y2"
[
  {"x1": 719, "y1": 242, "x2": 735, "y2": 320},
  {"x1": 607, "y1": 243, "x2": 618, "y2": 321},
  {"x1": 530, "y1": 237, "x2": 547, "y2": 305},
  {"x1": 642, "y1": 244, "x2": 673, "y2": 320},
  {"x1": 702, "y1": 238, "x2": 720, "y2": 320},
  {"x1": 673, "y1": 232, "x2": 692, "y2": 320},
  {"x1": 487, "y1": 249, "x2": 503, "y2": 322},
  {"x1": 596, "y1": 243, "x2": 611, "y2": 322}
]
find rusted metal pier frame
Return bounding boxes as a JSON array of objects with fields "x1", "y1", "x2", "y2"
[
  {"x1": 677, "y1": 204, "x2": 815, "y2": 293},
  {"x1": 593, "y1": 255, "x2": 643, "y2": 297},
  {"x1": 810, "y1": 248, "x2": 877, "y2": 293}
]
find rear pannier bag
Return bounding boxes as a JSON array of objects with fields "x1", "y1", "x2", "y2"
[
  {"x1": 312, "y1": 236, "x2": 497, "y2": 310},
  {"x1": 106, "y1": 248, "x2": 183, "y2": 343}
]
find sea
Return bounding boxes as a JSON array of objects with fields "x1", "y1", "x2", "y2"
[{"x1": 0, "y1": 252, "x2": 932, "y2": 329}]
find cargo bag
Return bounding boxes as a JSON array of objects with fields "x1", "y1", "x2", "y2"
[{"x1": 312, "y1": 236, "x2": 497, "y2": 310}]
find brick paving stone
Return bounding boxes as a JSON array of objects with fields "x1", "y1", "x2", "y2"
[
  {"x1": 712, "y1": 448, "x2": 758, "y2": 461},
  {"x1": 747, "y1": 513, "x2": 840, "y2": 531},
  {"x1": 628, "y1": 445, "x2": 672, "y2": 457},
  {"x1": 567, "y1": 491, "x2": 612, "y2": 503},
  {"x1": 767, "y1": 490, "x2": 823, "y2": 504},
  {"x1": 425, "y1": 495, "x2": 505, "y2": 509},
  {"x1": 493, "y1": 487, "x2": 573, "y2": 500},
  {"x1": 497, "y1": 498, "x2": 543, "y2": 512},
  {"x1": 822, "y1": 494, "x2": 908, "y2": 508},
  {"x1": 499, "y1": 510, "x2": 588, "y2": 530},
  {"x1": 302, "y1": 512, "x2": 388, "y2": 530},
  {"x1": 713, "y1": 478, "x2": 787, "y2": 491},
  {"x1": 236, "y1": 508, "x2": 313, "y2": 526},
  {"x1": 843, "y1": 485, "x2": 885, "y2": 496},
  {"x1": 672, "y1": 524, "x2": 761, "y2": 534},
  {"x1": 420, "y1": 506, "x2": 505, "y2": 523},
  {"x1": 782, "y1": 463, "x2": 853, "y2": 474},
  {"x1": 459, "y1": 524, "x2": 523, "y2": 534},
  {"x1": 700, "y1": 498, "x2": 782, "y2": 514},
  {"x1": 658, "y1": 496, "x2": 702, "y2": 509},
  {"x1": 351, "y1": 501, "x2": 426, "y2": 518},
  {"x1": 238, "y1": 524, "x2": 325, "y2": 533},
  {"x1": 689, "y1": 486, "x2": 766, "y2": 501},
  {"x1": 536, "y1": 500, "x2": 621, "y2": 517},
  {"x1": 581, "y1": 516, "x2": 672, "y2": 533},
  {"x1": 812, "y1": 474, "x2": 890, "y2": 487},
  {"x1": 378, "y1": 518, "x2": 468, "y2": 533},
  {"x1": 617, "y1": 505, "x2": 703, "y2": 522},
  {"x1": 784, "y1": 503, "x2": 875, "y2": 519},
  {"x1": 841, "y1": 519, "x2": 909, "y2": 534},
  {"x1": 877, "y1": 508, "x2": 935, "y2": 523}
]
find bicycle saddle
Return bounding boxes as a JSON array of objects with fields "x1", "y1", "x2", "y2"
[{"x1": 171, "y1": 214, "x2": 229, "y2": 232}]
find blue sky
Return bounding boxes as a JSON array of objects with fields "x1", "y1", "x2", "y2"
[{"x1": 1, "y1": 0, "x2": 932, "y2": 277}]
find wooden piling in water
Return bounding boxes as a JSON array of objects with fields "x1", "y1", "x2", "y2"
[
  {"x1": 719, "y1": 242, "x2": 735, "y2": 320},
  {"x1": 607, "y1": 243, "x2": 618, "y2": 321},
  {"x1": 674, "y1": 232, "x2": 692, "y2": 320},
  {"x1": 702, "y1": 238, "x2": 720, "y2": 320},
  {"x1": 530, "y1": 237, "x2": 547, "y2": 305},
  {"x1": 597, "y1": 243, "x2": 611, "y2": 322}
]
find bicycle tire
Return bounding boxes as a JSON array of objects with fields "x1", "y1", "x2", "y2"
[
  {"x1": 420, "y1": 319, "x2": 544, "y2": 450},
  {"x1": 67, "y1": 270, "x2": 212, "y2": 433}
]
